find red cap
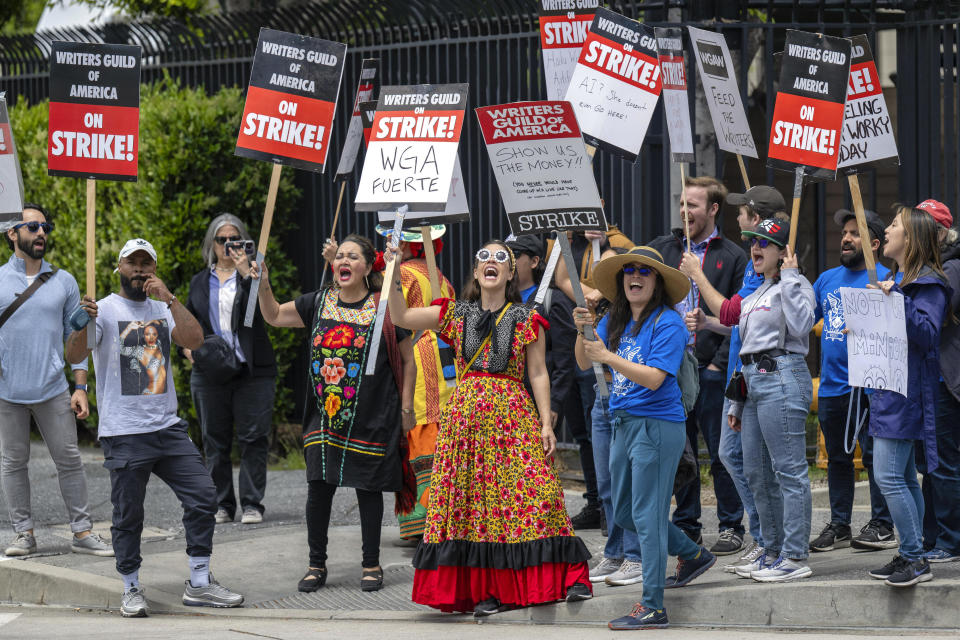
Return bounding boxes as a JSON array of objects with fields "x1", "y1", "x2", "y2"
[{"x1": 916, "y1": 199, "x2": 953, "y2": 228}]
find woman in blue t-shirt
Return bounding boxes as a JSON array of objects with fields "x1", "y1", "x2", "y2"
[{"x1": 574, "y1": 246, "x2": 715, "y2": 631}]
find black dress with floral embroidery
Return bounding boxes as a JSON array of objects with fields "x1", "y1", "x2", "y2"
[{"x1": 294, "y1": 289, "x2": 408, "y2": 491}]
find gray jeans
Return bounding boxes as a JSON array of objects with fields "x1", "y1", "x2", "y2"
[{"x1": 0, "y1": 390, "x2": 92, "y2": 533}]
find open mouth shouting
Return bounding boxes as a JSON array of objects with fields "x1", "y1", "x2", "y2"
[
  {"x1": 482, "y1": 264, "x2": 499, "y2": 281},
  {"x1": 338, "y1": 265, "x2": 353, "y2": 283}
]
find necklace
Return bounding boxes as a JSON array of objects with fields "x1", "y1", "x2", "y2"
[{"x1": 215, "y1": 266, "x2": 236, "y2": 272}]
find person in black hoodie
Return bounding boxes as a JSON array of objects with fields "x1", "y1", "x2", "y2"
[
  {"x1": 183, "y1": 213, "x2": 277, "y2": 526},
  {"x1": 647, "y1": 176, "x2": 748, "y2": 554}
]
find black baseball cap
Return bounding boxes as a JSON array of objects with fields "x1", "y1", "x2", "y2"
[
  {"x1": 834, "y1": 209, "x2": 885, "y2": 243},
  {"x1": 506, "y1": 234, "x2": 546, "y2": 260},
  {"x1": 741, "y1": 218, "x2": 790, "y2": 248},
  {"x1": 726, "y1": 185, "x2": 786, "y2": 218}
]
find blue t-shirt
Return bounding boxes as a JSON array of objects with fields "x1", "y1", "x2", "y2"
[
  {"x1": 726, "y1": 260, "x2": 764, "y2": 383},
  {"x1": 520, "y1": 284, "x2": 537, "y2": 303},
  {"x1": 596, "y1": 305, "x2": 687, "y2": 422},
  {"x1": 814, "y1": 266, "x2": 900, "y2": 397}
]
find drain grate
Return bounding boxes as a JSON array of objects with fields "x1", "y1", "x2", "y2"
[{"x1": 252, "y1": 565, "x2": 429, "y2": 611}]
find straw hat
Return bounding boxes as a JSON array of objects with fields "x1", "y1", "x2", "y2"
[
  {"x1": 591, "y1": 245, "x2": 690, "y2": 305},
  {"x1": 374, "y1": 224, "x2": 446, "y2": 243}
]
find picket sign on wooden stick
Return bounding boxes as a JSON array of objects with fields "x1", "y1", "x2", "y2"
[
  {"x1": 244, "y1": 163, "x2": 283, "y2": 327},
  {"x1": 679, "y1": 163, "x2": 692, "y2": 253},
  {"x1": 85, "y1": 179, "x2": 96, "y2": 349},
  {"x1": 366, "y1": 207, "x2": 406, "y2": 374},
  {"x1": 848, "y1": 174, "x2": 879, "y2": 287},
  {"x1": 535, "y1": 240, "x2": 562, "y2": 306},
  {"x1": 420, "y1": 225, "x2": 442, "y2": 298},
  {"x1": 787, "y1": 167, "x2": 804, "y2": 251},
  {"x1": 584, "y1": 144, "x2": 602, "y2": 264},
  {"x1": 737, "y1": 154, "x2": 751, "y2": 190},
  {"x1": 319, "y1": 181, "x2": 348, "y2": 288}
]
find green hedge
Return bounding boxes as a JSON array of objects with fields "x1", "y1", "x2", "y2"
[{"x1": 9, "y1": 77, "x2": 303, "y2": 439}]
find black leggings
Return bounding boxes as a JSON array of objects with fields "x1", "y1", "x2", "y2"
[{"x1": 306, "y1": 480, "x2": 384, "y2": 568}]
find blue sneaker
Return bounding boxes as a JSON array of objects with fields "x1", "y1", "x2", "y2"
[
  {"x1": 608, "y1": 604, "x2": 668, "y2": 630},
  {"x1": 923, "y1": 548, "x2": 960, "y2": 563},
  {"x1": 664, "y1": 546, "x2": 716, "y2": 588},
  {"x1": 751, "y1": 555, "x2": 812, "y2": 582}
]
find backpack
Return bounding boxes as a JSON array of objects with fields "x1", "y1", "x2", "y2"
[{"x1": 654, "y1": 310, "x2": 700, "y2": 416}]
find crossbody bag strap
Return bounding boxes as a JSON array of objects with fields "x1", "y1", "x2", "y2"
[
  {"x1": 0, "y1": 267, "x2": 57, "y2": 332},
  {"x1": 456, "y1": 302, "x2": 512, "y2": 385}
]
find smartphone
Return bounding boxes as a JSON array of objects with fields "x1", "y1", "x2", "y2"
[{"x1": 225, "y1": 240, "x2": 255, "y2": 256}]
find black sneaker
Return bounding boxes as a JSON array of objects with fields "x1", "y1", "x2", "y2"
[
  {"x1": 869, "y1": 554, "x2": 910, "y2": 580},
  {"x1": 885, "y1": 558, "x2": 932, "y2": 587},
  {"x1": 809, "y1": 522, "x2": 851, "y2": 552},
  {"x1": 709, "y1": 528, "x2": 745, "y2": 556},
  {"x1": 565, "y1": 582, "x2": 593, "y2": 602},
  {"x1": 609, "y1": 604, "x2": 669, "y2": 630},
  {"x1": 474, "y1": 597, "x2": 509, "y2": 617},
  {"x1": 570, "y1": 503, "x2": 602, "y2": 529},
  {"x1": 851, "y1": 520, "x2": 898, "y2": 550},
  {"x1": 664, "y1": 547, "x2": 716, "y2": 588}
]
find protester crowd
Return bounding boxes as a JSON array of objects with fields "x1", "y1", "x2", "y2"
[{"x1": 1, "y1": 184, "x2": 958, "y2": 629}]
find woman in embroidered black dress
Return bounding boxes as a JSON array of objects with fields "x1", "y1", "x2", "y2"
[
  {"x1": 253, "y1": 234, "x2": 416, "y2": 593},
  {"x1": 386, "y1": 239, "x2": 592, "y2": 616}
]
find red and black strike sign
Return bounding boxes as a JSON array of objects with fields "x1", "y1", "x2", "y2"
[
  {"x1": 767, "y1": 30, "x2": 852, "y2": 180},
  {"x1": 47, "y1": 41, "x2": 141, "y2": 181},
  {"x1": 358, "y1": 100, "x2": 377, "y2": 148},
  {"x1": 335, "y1": 58, "x2": 381, "y2": 180},
  {"x1": 235, "y1": 28, "x2": 346, "y2": 173},
  {"x1": 539, "y1": 0, "x2": 600, "y2": 100}
]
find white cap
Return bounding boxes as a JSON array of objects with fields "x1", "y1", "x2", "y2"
[{"x1": 114, "y1": 238, "x2": 157, "y2": 273}]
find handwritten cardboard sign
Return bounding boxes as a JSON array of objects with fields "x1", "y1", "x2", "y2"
[
  {"x1": 476, "y1": 100, "x2": 604, "y2": 235},
  {"x1": 655, "y1": 26, "x2": 694, "y2": 163},
  {"x1": 235, "y1": 28, "x2": 347, "y2": 173},
  {"x1": 0, "y1": 94, "x2": 25, "y2": 227},
  {"x1": 837, "y1": 34, "x2": 898, "y2": 174},
  {"x1": 688, "y1": 27, "x2": 757, "y2": 159},
  {"x1": 355, "y1": 83, "x2": 469, "y2": 212},
  {"x1": 539, "y1": 0, "x2": 600, "y2": 100},
  {"x1": 768, "y1": 30, "x2": 851, "y2": 180},
  {"x1": 840, "y1": 286, "x2": 907, "y2": 396},
  {"x1": 335, "y1": 58, "x2": 380, "y2": 180},
  {"x1": 376, "y1": 156, "x2": 469, "y2": 226},
  {"x1": 564, "y1": 8, "x2": 662, "y2": 162},
  {"x1": 47, "y1": 41, "x2": 142, "y2": 181}
]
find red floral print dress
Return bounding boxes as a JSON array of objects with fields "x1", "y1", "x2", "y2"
[{"x1": 412, "y1": 299, "x2": 591, "y2": 612}]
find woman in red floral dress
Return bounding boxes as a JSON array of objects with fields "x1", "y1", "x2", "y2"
[{"x1": 386, "y1": 239, "x2": 592, "y2": 616}]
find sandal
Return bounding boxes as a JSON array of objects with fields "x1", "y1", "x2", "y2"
[
  {"x1": 297, "y1": 566, "x2": 327, "y2": 592},
  {"x1": 361, "y1": 566, "x2": 383, "y2": 592}
]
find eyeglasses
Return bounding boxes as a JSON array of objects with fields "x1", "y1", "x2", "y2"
[
  {"x1": 13, "y1": 221, "x2": 54, "y2": 234},
  {"x1": 476, "y1": 248, "x2": 510, "y2": 264},
  {"x1": 622, "y1": 265, "x2": 653, "y2": 276},
  {"x1": 214, "y1": 235, "x2": 242, "y2": 245},
  {"x1": 749, "y1": 237, "x2": 779, "y2": 249}
]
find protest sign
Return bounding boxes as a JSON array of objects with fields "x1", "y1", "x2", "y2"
[
  {"x1": 564, "y1": 8, "x2": 662, "y2": 162},
  {"x1": 335, "y1": 59, "x2": 381, "y2": 180},
  {"x1": 355, "y1": 83, "x2": 468, "y2": 212},
  {"x1": 358, "y1": 100, "x2": 377, "y2": 146},
  {"x1": 539, "y1": 0, "x2": 600, "y2": 101},
  {"x1": 0, "y1": 94, "x2": 24, "y2": 227},
  {"x1": 655, "y1": 27, "x2": 694, "y2": 163},
  {"x1": 235, "y1": 28, "x2": 346, "y2": 173},
  {"x1": 475, "y1": 100, "x2": 604, "y2": 235},
  {"x1": 688, "y1": 26, "x2": 757, "y2": 172},
  {"x1": 376, "y1": 156, "x2": 470, "y2": 226},
  {"x1": 838, "y1": 35, "x2": 898, "y2": 173},
  {"x1": 767, "y1": 30, "x2": 851, "y2": 181},
  {"x1": 840, "y1": 286, "x2": 907, "y2": 396},
  {"x1": 48, "y1": 41, "x2": 141, "y2": 181}
]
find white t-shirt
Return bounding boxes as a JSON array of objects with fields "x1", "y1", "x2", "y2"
[{"x1": 93, "y1": 294, "x2": 180, "y2": 437}]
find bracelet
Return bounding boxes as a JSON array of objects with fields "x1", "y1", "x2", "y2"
[
  {"x1": 401, "y1": 408, "x2": 414, "y2": 415},
  {"x1": 75, "y1": 384, "x2": 88, "y2": 392},
  {"x1": 166, "y1": 295, "x2": 177, "y2": 309}
]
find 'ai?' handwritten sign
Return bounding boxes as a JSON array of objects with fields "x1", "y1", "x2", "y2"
[{"x1": 840, "y1": 286, "x2": 907, "y2": 396}]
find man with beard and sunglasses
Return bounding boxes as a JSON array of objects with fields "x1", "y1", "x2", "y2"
[
  {"x1": 0, "y1": 204, "x2": 113, "y2": 558},
  {"x1": 66, "y1": 238, "x2": 243, "y2": 618},
  {"x1": 808, "y1": 210, "x2": 896, "y2": 554}
]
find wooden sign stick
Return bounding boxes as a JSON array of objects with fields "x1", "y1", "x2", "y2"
[
  {"x1": 787, "y1": 166, "x2": 804, "y2": 251},
  {"x1": 244, "y1": 163, "x2": 283, "y2": 327},
  {"x1": 848, "y1": 174, "x2": 879, "y2": 287},
  {"x1": 585, "y1": 143, "x2": 602, "y2": 264},
  {"x1": 319, "y1": 180, "x2": 348, "y2": 288},
  {"x1": 679, "y1": 163, "x2": 692, "y2": 253},
  {"x1": 736, "y1": 154, "x2": 751, "y2": 190},
  {"x1": 85, "y1": 179, "x2": 96, "y2": 349},
  {"x1": 420, "y1": 225, "x2": 442, "y2": 298},
  {"x1": 366, "y1": 207, "x2": 406, "y2": 375},
  {"x1": 557, "y1": 232, "x2": 608, "y2": 398}
]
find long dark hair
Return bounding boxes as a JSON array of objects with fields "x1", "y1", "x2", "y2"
[
  {"x1": 606, "y1": 270, "x2": 667, "y2": 354},
  {"x1": 461, "y1": 239, "x2": 522, "y2": 303},
  {"x1": 339, "y1": 233, "x2": 383, "y2": 290}
]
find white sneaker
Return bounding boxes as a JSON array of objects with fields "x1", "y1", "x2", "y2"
[
  {"x1": 589, "y1": 557, "x2": 622, "y2": 583},
  {"x1": 240, "y1": 508, "x2": 262, "y2": 524},
  {"x1": 605, "y1": 559, "x2": 644, "y2": 586},
  {"x1": 734, "y1": 550, "x2": 769, "y2": 578},
  {"x1": 71, "y1": 532, "x2": 114, "y2": 557},
  {"x1": 724, "y1": 542, "x2": 763, "y2": 573},
  {"x1": 214, "y1": 508, "x2": 232, "y2": 524},
  {"x1": 751, "y1": 556, "x2": 812, "y2": 583},
  {"x1": 4, "y1": 531, "x2": 36, "y2": 556},
  {"x1": 121, "y1": 587, "x2": 149, "y2": 618}
]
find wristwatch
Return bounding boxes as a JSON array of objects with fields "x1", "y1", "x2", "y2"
[
  {"x1": 75, "y1": 384, "x2": 88, "y2": 392},
  {"x1": 166, "y1": 295, "x2": 177, "y2": 308}
]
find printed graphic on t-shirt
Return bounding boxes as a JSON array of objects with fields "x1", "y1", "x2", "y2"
[
  {"x1": 612, "y1": 335, "x2": 644, "y2": 396},
  {"x1": 117, "y1": 319, "x2": 170, "y2": 396},
  {"x1": 823, "y1": 290, "x2": 845, "y2": 342}
]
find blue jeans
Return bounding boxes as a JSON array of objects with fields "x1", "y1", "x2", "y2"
[
  {"x1": 740, "y1": 354, "x2": 813, "y2": 560},
  {"x1": 590, "y1": 393, "x2": 641, "y2": 561},
  {"x1": 921, "y1": 382, "x2": 960, "y2": 554},
  {"x1": 673, "y1": 366, "x2": 744, "y2": 535},
  {"x1": 873, "y1": 437, "x2": 924, "y2": 560},
  {"x1": 719, "y1": 397, "x2": 763, "y2": 546},
  {"x1": 818, "y1": 391, "x2": 891, "y2": 527},
  {"x1": 610, "y1": 411, "x2": 700, "y2": 611}
]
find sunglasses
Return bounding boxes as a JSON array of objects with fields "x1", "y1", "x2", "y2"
[
  {"x1": 476, "y1": 248, "x2": 510, "y2": 264},
  {"x1": 13, "y1": 221, "x2": 54, "y2": 234},
  {"x1": 622, "y1": 265, "x2": 652, "y2": 276},
  {"x1": 749, "y1": 237, "x2": 781, "y2": 249},
  {"x1": 214, "y1": 235, "x2": 242, "y2": 245}
]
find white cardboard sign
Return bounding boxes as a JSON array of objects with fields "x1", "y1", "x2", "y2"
[
  {"x1": 0, "y1": 94, "x2": 24, "y2": 228},
  {"x1": 840, "y1": 286, "x2": 907, "y2": 396},
  {"x1": 376, "y1": 155, "x2": 469, "y2": 225},
  {"x1": 655, "y1": 26, "x2": 695, "y2": 163},
  {"x1": 688, "y1": 26, "x2": 757, "y2": 158}
]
